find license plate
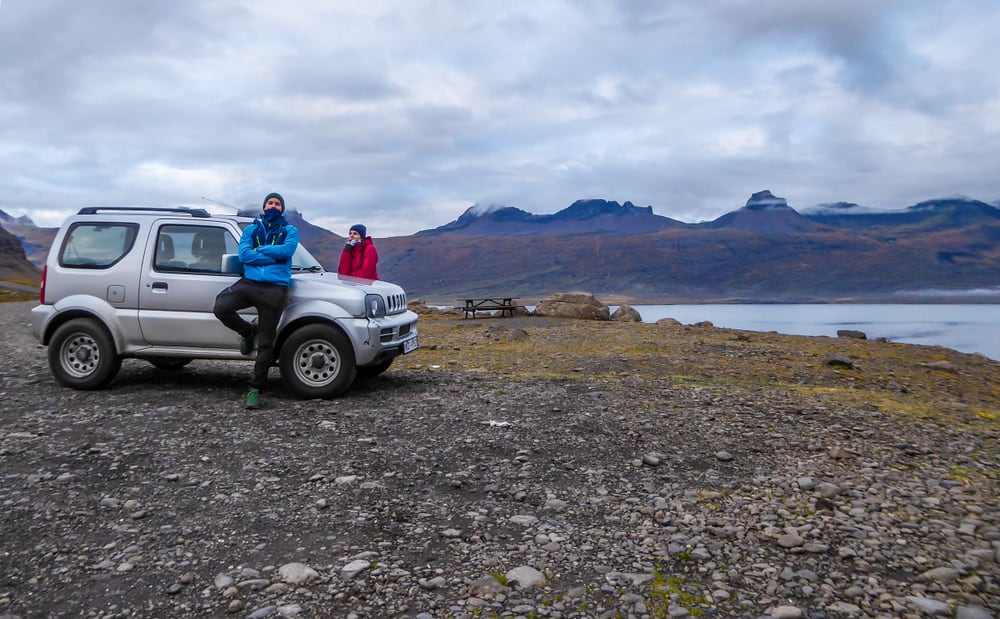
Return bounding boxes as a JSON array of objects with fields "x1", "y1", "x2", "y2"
[{"x1": 402, "y1": 337, "x2": 418, "y2": 354}]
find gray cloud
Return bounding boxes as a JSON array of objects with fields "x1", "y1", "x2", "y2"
[{"x1": 2, "y1": 0, "x2": 998, "y2": 237}]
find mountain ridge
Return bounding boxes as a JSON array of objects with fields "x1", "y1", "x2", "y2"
[
  {"x1": 3, "y1": 193, "x2": 999, "y2": 302},
  {"x1": 377, "y1": 190, "x2": 1000, "y2": 301},
  {"x1": 416, "y1": 199, "x2": 687, "y2": 237}
]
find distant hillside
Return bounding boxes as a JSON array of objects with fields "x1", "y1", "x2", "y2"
[
  {"x1": 0, "y1": 210, "x2": 56, "y2": 268},
  {"x1": 0, "y1": 220, "x2": 42, "y2": 285},
  {"x1": 378, "y1": 223, "x2": 1000, "y2": 302},
  {"x1": 5, "y1": 194, "x2": 999, "y2": 303},
  {"x1": 379, "y1": 191, "x2": 1000, "y2": 301},
  {"x1": 802, "y1": 197, "x2": 1000, "y2": 230}
]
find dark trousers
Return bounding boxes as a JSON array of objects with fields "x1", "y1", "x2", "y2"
[{"x1": 213, "y1": 278, "x2": 289, "y2": 390}]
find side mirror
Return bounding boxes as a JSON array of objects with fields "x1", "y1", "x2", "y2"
[{"x1": 221, "y1": 254, "x2": 243, "y2": 275}]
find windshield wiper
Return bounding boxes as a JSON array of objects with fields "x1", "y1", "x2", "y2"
[{"x1": 291, "y1": 265, "x2": 324, "y2": 272}]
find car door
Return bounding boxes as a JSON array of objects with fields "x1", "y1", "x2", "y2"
[{"x1": 137, "y1": 221, "x2": 248, "y2": 348}]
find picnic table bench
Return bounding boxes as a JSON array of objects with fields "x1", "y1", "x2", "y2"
[{"x1": 461, "y1": 297, "x2": 525, "y2": 318}]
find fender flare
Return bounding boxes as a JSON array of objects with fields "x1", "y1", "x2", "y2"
[
  {"x1": 276, "y1": 299, "x2": 362, "y2": 355},
  {"x1": 42, "y1": 295, "x2": 129, "y2": 353}
]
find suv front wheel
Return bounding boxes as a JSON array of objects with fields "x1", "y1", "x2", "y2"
[
  {"x1": 279, "y1": 324, "x2": 357, "y2": 399},
  {"x1": 48, "y1": 318, "x2": 122, "y2": 390}
]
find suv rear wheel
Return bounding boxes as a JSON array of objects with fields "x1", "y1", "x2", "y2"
[
  {"x1": 48, "y1": 318, "x2": 122, "y2": 390},
  {"x1": 279, "y1": 324, "x2": 356, "y2": 398}
]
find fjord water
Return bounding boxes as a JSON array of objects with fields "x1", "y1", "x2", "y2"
[{"x1": 629, "y1": 304, "x2": 1000, "y2": 361}]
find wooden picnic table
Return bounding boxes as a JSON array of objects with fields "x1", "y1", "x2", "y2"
[{"x1": 461, "y1": 297, "x2": 524, "y2": 318}]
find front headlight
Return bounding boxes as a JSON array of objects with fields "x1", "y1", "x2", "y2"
[{"x1": 365, "y1": 293, "x2": 387, "y2": 318}]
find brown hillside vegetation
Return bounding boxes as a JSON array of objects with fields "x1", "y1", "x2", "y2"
[
  {"x1": 0, "y1": 220, "x2": 56, "y2": 267},
  {"x1": 4, "y1": 203, "x2": 999, "y2": 301},
  {"x1": 0, "y1": 226, "x2": 41, "y2": 285},
  {"x1": 399, "y1": 313, "x2": 1000, "y2": 428},
  {"x1": 377, "y1": 224, "x2": 1000, "y2": 301}
]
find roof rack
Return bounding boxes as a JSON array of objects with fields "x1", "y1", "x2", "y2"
[{"x1": 76, "y1": 206, "x2": 211, "y2": 217}]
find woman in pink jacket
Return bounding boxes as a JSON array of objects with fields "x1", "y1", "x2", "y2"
[{"x1": 337, "y1": 224, "x2": 379, "y2": 280}]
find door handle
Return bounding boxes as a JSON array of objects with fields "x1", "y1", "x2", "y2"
[{"x1": 151, "y1": 282, "x2": 168, "y2": 290}]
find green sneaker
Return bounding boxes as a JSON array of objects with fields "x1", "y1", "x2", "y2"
[{"x1": 245, "y1": 388, "x2": 260, "y2": 409}]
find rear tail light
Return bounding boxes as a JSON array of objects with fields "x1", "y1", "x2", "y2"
[{"x1": 39, "y1": 265, "x2": 46, "y2": 304}]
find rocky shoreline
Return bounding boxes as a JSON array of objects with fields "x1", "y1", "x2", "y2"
[{"x1": 1, "y1": 301, "x2": 997, "y2": 618}]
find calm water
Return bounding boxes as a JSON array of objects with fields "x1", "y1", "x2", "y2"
[{"x1": 625, "y1": 304, "x2": 1000, "y2": 361}]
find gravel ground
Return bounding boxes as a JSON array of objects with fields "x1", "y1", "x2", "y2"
[{"x1": 1, "y1": 301, "x2": 998, "y2": 619}]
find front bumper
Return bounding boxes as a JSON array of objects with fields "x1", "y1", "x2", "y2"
[{"x1": 357, "y1": 310, "x2": 419, "y2": 366}]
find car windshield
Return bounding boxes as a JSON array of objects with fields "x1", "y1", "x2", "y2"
[{"x1": 291, "y1": 245, "x2": 324, "y2": 271}]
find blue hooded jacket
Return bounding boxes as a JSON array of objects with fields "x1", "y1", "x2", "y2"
[{"x1": 238, "y1": 214, "x2": 299, "y2": 286}]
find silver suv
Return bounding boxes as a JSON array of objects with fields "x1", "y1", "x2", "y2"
[{"x1": 30, "y1": 206, "x2": 418, "y2": 398}]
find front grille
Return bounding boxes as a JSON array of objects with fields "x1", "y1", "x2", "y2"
[
  {"x1": 386, "y1": 293, "x2": 407, "y2": 314},
  {"x1": 380, "y1": 328, "x2": 394, "y2": 343}
]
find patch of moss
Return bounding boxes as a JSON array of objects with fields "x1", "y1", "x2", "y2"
[{"x1": 647, "y1": 570, "x2": 712, "y2": 617}]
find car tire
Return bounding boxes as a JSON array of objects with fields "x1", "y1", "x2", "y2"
[
  {"x1": 48, "y1": 318, "x2": 122, "y2": 390},
  {"x1": 279, "y1": 323, "x2": 356, "y2": 398},
  {"x1": 147, "y1": 357, "x2": 193, "y2": 371},
  {"x1": 356, "y1": 359, "x2": 393, "y2": 380}
]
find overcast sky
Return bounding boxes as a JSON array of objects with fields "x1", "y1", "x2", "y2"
[{"x1": 2, "y1": 1, "x2": 999, "y2": 237}]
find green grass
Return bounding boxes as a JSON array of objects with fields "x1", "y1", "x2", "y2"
[{"x1": 0, "y1": 288, "x2": 36, "y2": 303}]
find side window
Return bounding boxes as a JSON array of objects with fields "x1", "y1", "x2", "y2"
[
  {"x1": 59, "y1": 223, "x2": 139, "y2": 268},
  {"x1": 155, "y1": 225, "x2": 238, "y2": 274}
]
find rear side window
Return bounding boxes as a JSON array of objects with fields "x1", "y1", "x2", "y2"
[
  {"x1": 59, "y1": 223, "x2": 139, "y2": 268},
  {"x1": 155, "y1": 224, "x2": 239, "y2": 273}
]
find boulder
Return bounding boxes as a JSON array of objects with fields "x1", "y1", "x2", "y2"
[
  {"x1": 482, "y1": 325, "x2": 529, "y2": 341},
  {"x1": 408, "y1": 299, "x2": 438, "y2": 314},
  {"x1": 534, "y1": 292, "x2": 610, "y2": 320},
  {"x1": 611, "y1": 304, "x2": 642, "y2": 322},
  {"x1": 827, "y1": 354, "x2": 854, "y2": 369},
  {"x1": 837, "y1": 329, "x2": 867, "y2": 340},
  {"x1": 921, "y1": 360, "x2": 956, "y2": 373},
  {"x1": 407, "y1": 299, "x2": 461, "y2": 316}
]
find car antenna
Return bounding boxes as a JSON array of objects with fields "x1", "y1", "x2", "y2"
[{"x1": 200, "y1": 196, "x2": 239, "y2": 212}]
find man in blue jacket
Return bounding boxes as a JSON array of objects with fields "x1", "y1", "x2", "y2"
[{"x1": 213, "y1": 192, "x2": 300, "y2": 409}]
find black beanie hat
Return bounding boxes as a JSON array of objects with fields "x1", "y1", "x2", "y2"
[
  {"x1": 350, "y1": 224, "x2": 367, "y2": 238},
  {"x1": 263, "y1": 192, "x2": 285, "y2": 212}
]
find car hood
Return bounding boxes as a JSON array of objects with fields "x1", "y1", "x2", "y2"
[{"x1": 290, "y1": 271, "x2": 409, "y2": 316}]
